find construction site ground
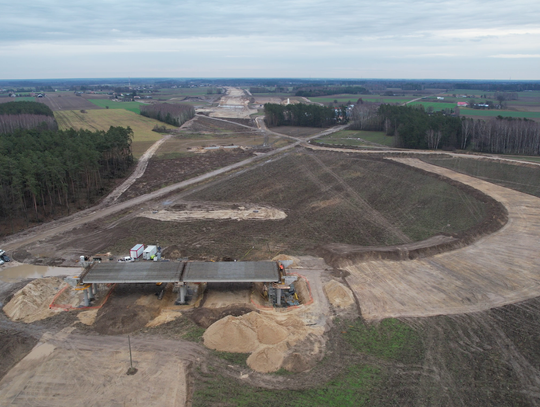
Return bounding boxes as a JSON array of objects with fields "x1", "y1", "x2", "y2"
[{"x1": 3, "y1": 92, "x2": 540, "y2": 405}]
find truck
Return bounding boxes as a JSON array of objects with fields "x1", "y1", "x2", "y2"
[
  {"x1": 130, "y1": 244, "x2": 144, "y2": 259},
  {"x1": 143, "y1": 245, "x2": 157, "y2": 260}
]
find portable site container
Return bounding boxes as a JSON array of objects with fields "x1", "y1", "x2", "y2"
[
  {"x1": 143, "y1": 245, "x2": 157, "y2": 260},
  {"x1": 130, "y1": 244, "x2": 144, "y2": 259}
]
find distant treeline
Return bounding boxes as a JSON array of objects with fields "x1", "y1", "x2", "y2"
[
  {"x1": 351, "y1": 104, "x2": 540, "y2": 154},
  {"x1": 0, "y1": 127, "x2": 133, "y2": 230},
  {"x1": 295, "y1": 86, "x2": 369, "y2": 97},
  {"x1": 0, "y1": 101, "x2": 58, "y2": 134},
  {"x1": 264, "y1": 103, "x2": 335, "y2": 127},
  {"x1": 140, "y1": 103, "x2": 195, "y2": 127}
]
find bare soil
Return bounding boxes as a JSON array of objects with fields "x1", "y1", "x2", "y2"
[
  {"x1": 118, "y1": 148, "x2": 255, "y2": 202},
  {"x1": 38, "y1": 94, "x2": 102, "y2": 111},
  {"x1": 0, "y1": 329, "x2": 38, "y2": 381},
  {"x1": 269, "y1": 126, "x2": 326, "y2": 138}
]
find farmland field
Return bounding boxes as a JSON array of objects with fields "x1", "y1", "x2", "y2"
[
  {"x1": 410, "y1": 101, "x2": 458, "y2": 111},
  {"x1": 37, "y1": 94, "x2": 101, "y2": 111},
  {"x1": 86, "y1": 99, "x2": 144, "y2": 113},
  {"x1": 459, "y1": 108, "x2": 540, "y2": 119},
  {"x1": 54, "y1": 109, "x2": 176, "y2": 158}
]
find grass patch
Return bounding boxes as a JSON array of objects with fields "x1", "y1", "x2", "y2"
[
  {"x1": 344, "y1": 319, "x2": 423, "y2": 364},
  {"x1": 54, "y1": 109, "x2": 175, "y2": 158},
  {"x1": 87, "y1": 99, "x2": 144, "y2": 113},
  {"x1": 316, "y1": 130, "x2": 394, "y2": 147},
  {"x1": 193, "y1": 363, "x2": 381, "y2": 407},
  {"x1": 212, "y1": 351, "x2": 249, "y2": 366},
  {"x1": 182, "y1": 325, "x2": 206, "y2": 342},
  {"x1": 460, "y1": 109, "x2": 540, "y2": 119},
  {"x1": 422, "y1": 156, "x2": 540, "y2": 198}
]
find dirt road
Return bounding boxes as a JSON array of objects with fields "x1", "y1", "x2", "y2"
[
  {"x1": 340, "y1": 157, "x2": 540, "y2": 320},
  {"x1": 102, "y1": 134, "x2": 173, "y2": 205}
]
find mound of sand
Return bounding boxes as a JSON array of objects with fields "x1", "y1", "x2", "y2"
[
  {"x1": 146, "y1": 309, "x2": 183, "y2": 328},
  {"x1": 3, "y1": 277, "x2": 76, "y2": 323},
  {"x1": 203, "y1": 312, "x2": 324, "y2": 373},
  {"x1": 323, "y1": 280, "x2": 355, "y2": 309},
  {"x1": 77, "y1": 309, "x2": 98, "y2": 326}
]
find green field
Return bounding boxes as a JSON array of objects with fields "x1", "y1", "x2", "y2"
[
  {"x1": 410, "y1": 101, "x2": 458, "y2": 111},
  {"x1": 54, "y1": 109, "x2": 175, "y2": 158},
  {"x1": 316, "y1": 130, "x2": 395, "y2": 147},
  {"x1": 460, "y1": 109, "x2": 540, "y2": 119},
  {"x1": 423, "y1": 156, "x2": 540, "y2": 197},
  {"x1": 87, "y1": 99, "x2": 144, "y2": 113}
]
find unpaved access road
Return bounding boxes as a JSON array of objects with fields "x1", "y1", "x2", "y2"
[
  {"x1": 102, "y1": 134, "x2": 173, "y2": 205},
  {"x1": 341, "y1": 157, "x2": 540, "y2": 320}
]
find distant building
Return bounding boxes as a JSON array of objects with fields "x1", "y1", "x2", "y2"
[
  {"x1": 437, "y1": 97, "x2": 445, "y2": 100},
  {"x1": 457, "y1": 102, "x2": 468, "y2": 107}
]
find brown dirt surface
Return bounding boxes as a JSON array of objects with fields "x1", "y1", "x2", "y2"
[
  {"x1": 38, "y1": 94, "x2": 102, "y2": 111},
  {"x1": 118, "y1": 149, "x2": 255, "y2": 201},
  {"x1": 186, "y1": 115, "x2": 259, "y2": 134},
  {"x1": 0, "y1": 329, "x2": 38, "y2": 381},
  {"x1": 93, "y1": 283, "x2": 169, "y2": 334},
  {"x1": 0, "y1": 331, "x2": 201, "y2": 407},
  {"x1": 323, "y1": 280, "x2": 355, "y2": 309},
  {"x1": 269, "y1": 126, "x2": 326, "y2": 138},
  {"x1": 189, "y1": 304, "x2": 256, "y2": 328}
]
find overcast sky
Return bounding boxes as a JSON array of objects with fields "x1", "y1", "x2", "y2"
[{"x1": 1, "y1": 0, "x2": 540, "y2": 80}]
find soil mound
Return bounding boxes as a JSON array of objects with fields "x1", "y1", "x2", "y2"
[
  {"x1": 203, "y1": 312, "x2": 325, "y2": 373},
  {"x1": 93, "y1": 284, "x2": 163, "y2": 334},
  {"x1": 161, "y1": 245, "x2": 182, "y2": 260},
  {"x1": 3, "y1": 277, "x2": 74, "y2": 323},
  {"x1": 189, "y1": 305, "x2": 255, "y2": 328},
  {"x1": 323, "y1": 280, "x2": 355, "y2": 309}
]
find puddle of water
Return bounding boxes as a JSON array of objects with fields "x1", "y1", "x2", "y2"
[{"x1": 0, "y1": 264, "x2": 83, "y2": 283}]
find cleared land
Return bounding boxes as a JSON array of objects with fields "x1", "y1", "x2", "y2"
[
  {"x1": 38, "y1": 94, "x2": 101, "y2": 111},
  {"x1": 314, "y1": 129, "x2": 395, "y2": 147},
  {"x1": 54, "y1": 109, "x2": 176, "y2": 158},
  {"x1": 342, "y1": 157, "x2": 540, "y2": 320},
  {"x1": 422, "y1": 156, "x2": 540, "y2": 197}
]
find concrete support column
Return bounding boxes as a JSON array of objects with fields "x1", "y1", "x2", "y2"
[
  {"x1": 83, "y1": 289, "x2": 90, "y2": 307},
  {"x1": 276, "y1": 288, "x2": 282, "y2": 306},
  {"x1": 175, "y1": 284, "x2": 187, "y2": 305},
  {"x1": 88, "y1": 286, "x2": 95, "y2": 301}
]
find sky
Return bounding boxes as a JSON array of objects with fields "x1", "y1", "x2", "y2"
[{"x1": 1, "y1": 0, "x2": 540, "y2": 80}]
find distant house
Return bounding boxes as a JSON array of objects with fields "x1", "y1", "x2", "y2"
[
  {"x1": 437, "y1": 97, "x2": 445, "y2": 100},
  {"x1": 457, "y1": 102, "x2": 468, "y2": 107}
]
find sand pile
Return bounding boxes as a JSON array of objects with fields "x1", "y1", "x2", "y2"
[
  {"x1": 78, "y1": 309, "x2": 98, "y2": 326},
  {"x1": 323, "y1": 280, "x2": 355, "y2": 309},
  {"x1": 146, "y1": 309, "x2": 182, "y2": 328},
  {"x1": 3, "y1": 277, "x2": 70, "y2": 323},
  {"x1": 203, "y1": 312, "x2": 324, "y2": 373}
]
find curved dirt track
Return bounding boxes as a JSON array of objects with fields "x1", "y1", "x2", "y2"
[{"x1": 342, "y1": 157, "x2": 540, "y2": 320}]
